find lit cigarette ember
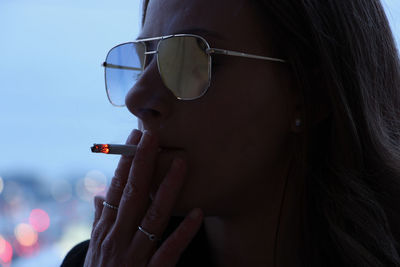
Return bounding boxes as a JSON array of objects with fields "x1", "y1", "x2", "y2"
[{"x1": 91, "y1": 144, "x2": 137, "y2": 156}]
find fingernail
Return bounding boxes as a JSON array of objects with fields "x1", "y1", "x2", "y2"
[
  {"x1": 189, "y1": 208, "x2": 202, "y2": 219},
  {"x1": 131, "y1": 129, "x2": 141, "y2": 136}
]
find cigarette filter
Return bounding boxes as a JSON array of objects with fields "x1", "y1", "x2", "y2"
[{"x1": 91, "y1": 144, "x2": 137, "y2": 156}]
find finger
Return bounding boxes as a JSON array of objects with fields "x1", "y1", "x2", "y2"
[
  {"x1": 111, "y1": 130, "x2": 159, "y2": 239},
  {"x1": 101, "y1": 129, "x2": 142, "y2": 222},
  {"x1": 93, "y1": 129, "x2": 142, "y2": 246},
  {"x1": 129, "y1": 157, "x2": 187, "y2": 258},
  {"x1": 93, "y1": 195, "x2": 105, "y2": 228},
  {"x1": 148, "y1": 208, "x2": 204, "y2": 267}
]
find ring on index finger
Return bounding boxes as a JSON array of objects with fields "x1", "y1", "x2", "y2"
[{"x1": 103, "y1": 201, "x2": 119, "y2": 211}]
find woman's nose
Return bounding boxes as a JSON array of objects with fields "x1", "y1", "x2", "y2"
[{"x1": 125, "y1": 60, "x2": 173, "y2": 127}]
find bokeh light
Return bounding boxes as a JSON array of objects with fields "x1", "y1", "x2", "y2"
[
  {"x1": 29, "y1": 209, "x2": 50, "y2": 233},
  {"x1": 13, "y1": 238, "x2": 40, "y2": 258},
  {"x1": 84, "y1": 170, "x2": 107, "y2": 194},
  {"x1": 51, "y1": 179, "x2": 72, "y2": 203},
  {"x1": 76, "y1": 170, "x2": 107, "y2": 202},
  {"x1": 0, "y1": 235, "x2": 13, "y2": 264},
  {"x1": 0, "y1": 237, "x2": 5, "y2": 254},
  {"x1": 14, "y1": 223, "x2": 38, "y2": 247},
  {"x1": 0, "y1": 176, "x2": 3, "y2": 194}
]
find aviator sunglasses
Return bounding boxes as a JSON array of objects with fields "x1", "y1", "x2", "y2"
[{"x1": 103, "y1": 33, "x2": 286, "y2": 106}]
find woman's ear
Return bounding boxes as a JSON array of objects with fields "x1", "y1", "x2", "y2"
[
  {"x1": 289, "y1": 76, "x2": 305, "y2": 133},
  {"x1": 290, "y1": 107, "x2": 304, "y2": 133},
  {"x1": 290, "y1": 68, "x2": 332, "y2": 133}
]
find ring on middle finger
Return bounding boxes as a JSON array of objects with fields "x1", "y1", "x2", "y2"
[{"x1": 138, "y1": 226, "x2": 161, "y2": 242}]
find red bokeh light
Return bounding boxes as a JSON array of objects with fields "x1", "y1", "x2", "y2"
[
  {"x1": 13, "y1": 239, "x2": 40, "y2": 258},
  {"x1": 0, "y1": 236, "x2": 13, "y2": 264},
  {"x1": 29, "y1": 209, "x2": 50, "y2": 232}
]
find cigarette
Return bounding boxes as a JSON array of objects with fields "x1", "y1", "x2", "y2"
[{"x1": 91, "y1": 144, "x2": 137, "y2": 156}]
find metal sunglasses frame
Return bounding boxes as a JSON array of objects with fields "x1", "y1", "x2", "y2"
[{"x1": 103, "y1": 33, "x2": 286, "y2": 106}]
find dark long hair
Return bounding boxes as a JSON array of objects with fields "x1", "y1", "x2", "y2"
[
  {"x1": 141, "y1": 0, "x2": 400, "y2": 266},
  {"x1": 253, "y1": 1, "x2": 400, "y2": 266}
]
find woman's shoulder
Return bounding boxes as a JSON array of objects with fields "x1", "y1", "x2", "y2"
[{"x1": 61, "y1": 239, "x2": 89, "y2": 267}]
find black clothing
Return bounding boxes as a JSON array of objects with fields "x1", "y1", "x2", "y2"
[{"x1": 61, "y1": 217, "x2": 213, "y2": 267}]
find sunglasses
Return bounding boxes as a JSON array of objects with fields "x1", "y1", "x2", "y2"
[{"x1": 103, "y1": 33, "x2": 286, "y2": 106}]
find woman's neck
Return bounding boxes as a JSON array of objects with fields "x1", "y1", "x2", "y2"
[
  {"x1": 203, "y1": 171, "x2": 305, "y2": 267},
  {"x1": 204, "y1": 211, "x2": 279, "y2": 266}
]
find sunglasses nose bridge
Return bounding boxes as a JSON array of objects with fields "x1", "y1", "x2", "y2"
[
  {"x1": 143, "y1": 50, "x2": 159, "y2": 71},
  {"x1": 144, "y1": 50, "x2": 158, "y2": 55}
]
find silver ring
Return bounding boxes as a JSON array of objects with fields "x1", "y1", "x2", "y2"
[
  {"x1": 103, "y1": 201, "x2": 118, "y2": 210},
  {"x1": 138, "y1": 226, "x2": 160, "y2": 241}
]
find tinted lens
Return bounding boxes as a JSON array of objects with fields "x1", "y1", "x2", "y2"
[
  {"x1": 158, "y1": 36, "x2": 210, "y2": 99},
  {"x1": 105, "y1": 42, "x2": 145, "y2": 106}
]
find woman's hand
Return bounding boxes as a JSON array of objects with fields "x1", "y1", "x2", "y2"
[{"x1": 84, "y1": 129, "x2": 203, "y2": 267}]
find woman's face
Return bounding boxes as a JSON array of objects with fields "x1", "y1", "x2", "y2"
[{"x1": 126, "y1": 0, "x2": 299, "y2": 216}]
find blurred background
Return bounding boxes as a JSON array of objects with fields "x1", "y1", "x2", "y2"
[{"x1": 0, "y1": 0, "x2": 399, "y2": 266}]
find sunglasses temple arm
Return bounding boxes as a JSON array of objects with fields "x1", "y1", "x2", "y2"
[
  {"x1": 206, "y1": 48, "x2": 286, "y2": 63},
  {"x1": 102, "y1": 62, "x2": 142, "y2": 71}
]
